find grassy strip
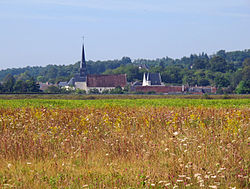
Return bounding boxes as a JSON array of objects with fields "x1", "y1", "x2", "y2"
[
  {"x1": 0, "y1": 94, "x2": 249, "y2": 100},
  {"x1": 0, "y1": 98, "x2": 249, "y2": 108}
]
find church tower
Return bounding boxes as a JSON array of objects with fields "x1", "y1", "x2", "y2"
[{"x1": 80, "y1": 39, "x2": 87, "y2": 78}]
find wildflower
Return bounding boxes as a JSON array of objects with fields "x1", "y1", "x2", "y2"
[
  {"x1": 27, "y1": 162, "x2": 32, "y2": 165},
  {"x1": 209, "y1": 186, "x2": 217, "y2": 189},
  {"x1": 165, "y1": 183, "x2": 171, "y2": 186},
  {"x1": 214, "y1": 182, "x2": 220, "y2": 185},
  {"x1": 173, "y1": 131, "x2": 179, "y2": 136},
  {"x1": 7, "y1": 163, "x2": 12, "y2": 168},
  {"x1": 158, "y1": 181, "x2": 167, "y2": 184},
  {"x1": 194, "y1": 173, "x2": 201, "y2": 178},
  {"x1": 151, "y1": 183, "x2": 155, "y2": 186},
  {"x1": 218, "y1": 167, "x2": 226, "y2": 173},
  {"x1": 178, "y1": 175, "x2": 186, "y2": 178},
  {"x1": 165, "y1": 148, "x2": 169, "y2": 151}
]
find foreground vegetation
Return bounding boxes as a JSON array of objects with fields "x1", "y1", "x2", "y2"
[{"x1": 0, "y1": 99, "x2": 249, "y2": 188}]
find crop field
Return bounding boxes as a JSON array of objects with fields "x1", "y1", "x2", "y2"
[{"x1": 0, "y1": 98, "x2": 249, "y2": 188}]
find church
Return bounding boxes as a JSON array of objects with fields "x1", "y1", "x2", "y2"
[
  {"x1": 67, "y1": 41, "x2": 127, "y2": 93},
  {"x1": 142, "y1": 73, "x2": 164, "y2": 86}
]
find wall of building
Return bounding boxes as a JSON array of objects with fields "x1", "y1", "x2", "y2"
[
  {"x1": 135, "y1": 86, "x2": 184, "y2": 93},
  {"x1": 75, "y1": 82, "x2": 87, "y2": 91}
]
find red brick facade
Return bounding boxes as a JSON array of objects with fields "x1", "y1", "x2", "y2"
[
  {"x1": 135, "y1": 86, "x2": 184, "y2": 93},
  {"x1": 87, "y1": 74, "x2": 127, "y2": 88}
]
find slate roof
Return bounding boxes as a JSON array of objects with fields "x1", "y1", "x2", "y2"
[
  {"x1": 58, "y1": 82, "x2": 68, "y2": 87},
  {"x1": 68, "y1": 74, "x2": 86, "y2": 86},
  {"x1": 146, "y1": 73, "x2": 162, "y2": 85},
  {"x1": 87, "y1": 74, "x2": 127, "y2": 88}
]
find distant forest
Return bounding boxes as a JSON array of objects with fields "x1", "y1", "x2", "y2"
[{"x1": 0, "y1": 49, "x2": 249, "y2": 94}]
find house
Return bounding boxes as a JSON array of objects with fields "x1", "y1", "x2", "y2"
[
  {"x1": 39, "y1": 82, "x2": 57, "y2": 91},
  {"x1": 188, "y1": 86, "x2": 217, "y2": 94}
]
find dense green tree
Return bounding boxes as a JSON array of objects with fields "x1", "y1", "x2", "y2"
[
  {"x1": 192, "y1": 59, "x2": 207, "y2": 69},
  {"x1": 26, "y1": 78, "x2": 40, "y2": 92},
  {"x1": 235, "y1": 81, "x2": 250, "y2": 94},
  {"x1": 209, "y1": 56, "x2": 228, "y2": 73},
  {"x1": 3, "y1": 74, "x2": 15, "y2": 92},
  {"x1": 161, "y1": 66, "x2": 183, "y2": 84},
  {"x1": 217, "y1": 50, "x2": 226, "y2": 59},
  {"x1": 0, "y1": 83, "x2": 3, "y2": 92},
  {"x1": 242, "y1": 58, "x2": 250, "y2": 81},
  {"x1": 230, "y1": 70, "x2": 242, "y2": 90},
  {"x1": 121, "y1": 57, "x2": 132, "y2": 64},
  {"x1": 16, "y1": 71, "x2": 31, "y2": 81},
  {"x1": 214, "y1": 74, "x2": 230, "y2": 88},
  {"x1": 198, "y1": 78, "x2": 210, "y2": 86},
  {"x1": 13, "y1": 80, "x2": 27, "y2": 92}
]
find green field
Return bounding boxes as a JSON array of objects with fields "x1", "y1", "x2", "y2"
[{"x1": 0, "y1": 98, "x2": 249, "y2": 108}]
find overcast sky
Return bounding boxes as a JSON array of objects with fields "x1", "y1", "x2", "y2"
[{"x1": 0, "y1": 0, "x2": 249, "y2": 70}]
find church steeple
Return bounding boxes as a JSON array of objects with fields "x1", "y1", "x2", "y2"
[{"x1": 80, "y1": 37, "x2": 87, "y2": 77}]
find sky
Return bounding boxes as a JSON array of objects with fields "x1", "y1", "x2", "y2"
[{"x1": 0, "y1": 0, "x2": 250, "y2": 70}]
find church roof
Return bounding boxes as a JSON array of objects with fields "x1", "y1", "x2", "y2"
[
  {"x1": 146, "y1": 73, "x2": 162, "y2": 85},
  {"x1": 87, "y1": 74, "x2": 127, "y2": 88}
]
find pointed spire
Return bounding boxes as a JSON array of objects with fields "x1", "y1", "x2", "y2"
[
  {"x1": 81, "y1": 37, "x2": 86, "y2": 69},
  {"x1": 80, "y1": 36, "x2": 87, "y2": 77}
]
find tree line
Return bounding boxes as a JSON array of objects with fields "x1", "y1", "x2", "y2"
[
  {"x1": 0, "y1": 49, "x2": 249, "y2": 94},
  {"x1": 0, "y1": 74, "x2": 40, "y2": 93}
]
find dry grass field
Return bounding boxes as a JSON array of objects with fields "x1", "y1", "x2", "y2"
[{"x1": 0, "y1": 98, "x2": 249, "y2": 188}]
